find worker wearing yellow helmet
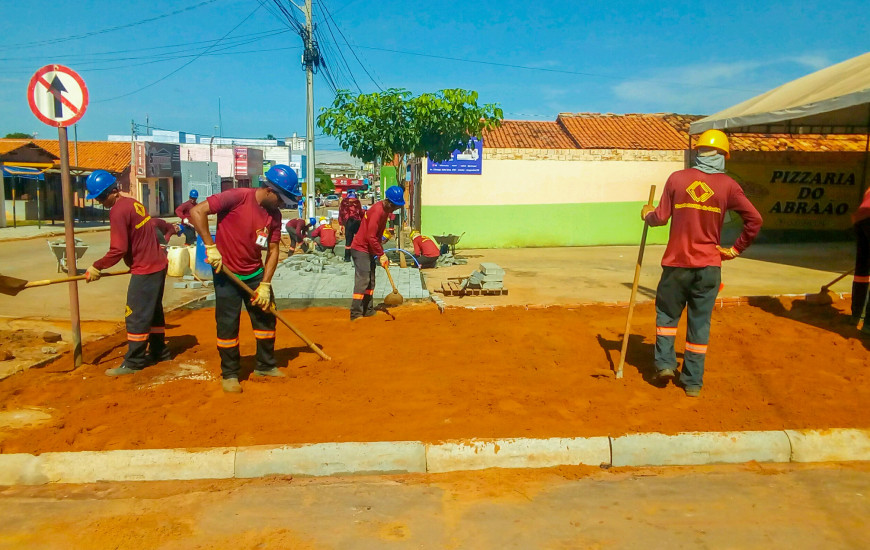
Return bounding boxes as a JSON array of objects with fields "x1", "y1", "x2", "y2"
[
  {"x1": 310, "y1": 217, "x2": 337, "y2": 252},
  {"x1": 640, "y1": 129, "x2": 762, "y2": 398},
  {"x1": 410, "y1": 230, "x2": 441, "y2": 269}
]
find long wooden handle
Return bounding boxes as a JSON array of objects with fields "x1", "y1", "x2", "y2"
[
  {"x1": 616, "y1": 185, "x2": 656, "y2": 379},
  {"x1": 822, "y1": 268, "x2": 855, "y2": 290},
  {"x1": 383, "y1": 263, "x2": 399, "y2": 293},
  {"x1": 24, "y1": 270, "x2": 131, "y2": 288},
  {"x1": 219, "y1": 267, "x2": 331, "y2": 361}
]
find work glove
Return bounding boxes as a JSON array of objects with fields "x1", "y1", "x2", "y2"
[
  {"x1": 182, "y1": 218, "x2": 190, "y2": 226},
  {"x1": 205, "y1": 244, "x2": 223, "y2": 271},
  {"x1": 716, "y1": 245, "x2": 739, "y2": 260},
  {"x1": 251, "y1": 282, "x2": 272, "y2": 310},
  {"x1": 640, "y1": 204, "x2": 656, "y2": 221},
  {"x1": 379, "y1": 254, "x2": 390, "y2": 270},
  {"x1": 84, "y1": 265, "x2": 102, "y2": 283}
]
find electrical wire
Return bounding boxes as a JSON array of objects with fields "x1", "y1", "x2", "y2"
[
  {"x1": 319, "y1": 0, "x2": 383, "y2": 91},
  {"x1": 314, "y1": 2, "x2": 361, "y2": 92},
  {"x1": 95, "y1": 3, "x2": 264, "y2": 102}
]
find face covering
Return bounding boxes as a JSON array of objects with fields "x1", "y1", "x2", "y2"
[{"x1": 693, "y1": 152, "x2": 725, "y2": 174}]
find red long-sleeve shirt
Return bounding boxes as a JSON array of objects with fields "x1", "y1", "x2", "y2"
[
  {"x1": 852, "y1": 188, "x2": 870, "y2": 225},
  {"x1": 175, "y1": 199, "x2": 196, "y2": 221},
  {"x1": 350, "y1": 200, "x2": 389, "y2": 256},
  {"x1": 207, "y1": 188, "x2": 281, "y2": 275},
  {"x1": 285, "y1": 217, "x2": 309, "y2": 237},
  {"x1": 310, "y1": 224, "x2": 337, "y2": 247},
  {"x1": 338, "y1": 197, "x2": 362, "y2": 225},
  {"x1": 93, "y1": 196, "x2": 174, "y2": 274},
  {"x1": 412, "y1": 234, "x2": 440, "y2": 258},
  {"x1": 645, "y1": 168, "x2": 763, "y2": 268}
]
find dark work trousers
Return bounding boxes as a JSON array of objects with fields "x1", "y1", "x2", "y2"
[
  {"x1": 316, "y1": 243, "x2": 335, "y2": 253},
  {"x1": 350, "y1": 249, "x2": 376, "y2": 319},
  {"x1": 124, "y1": 268, "x2": 167, "y2": 370},
  {"x1": 344, "y1": 218, "x2": 361, "y2": 261},
  {"x1": 851, "y1": 218, "x2": 870, "y2": 321},
  {"x1": 181, "y1": 225, "x2": 196, "y2": 245},
  {"x1": 654, "y1": 266, "x2": 721, "y2": 390},
  {"x1": 414, "y1": 254, "x2": 438, "y2": 269},
  {"x1": 287, "y1": 228, "x2": 302, "y2": 250},
  {"x1": 213, "y1": 270, "x2": 277, "y2": 379}
]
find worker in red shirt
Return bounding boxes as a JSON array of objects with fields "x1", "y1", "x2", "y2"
[
  {"x1": 850, "y1": 187, "x2": 870, "y2": 333},
  {"x1": 84, "y1": 170, "x2": 179, "y2": 376},
  {"x1": 310, "y1": 218, "x2": 337, "y2": 252},
  {"x1": 339, "y1": 191, "x2": 363, "y2": 262},
  {"x1": 410, "y1": 230, "x2": 441, "y2": 269},
  {"x1": 285, "y1": 217, "x2": 311, "y2": 253},
  {"x1": 189, "y1": 165, "x2": 297, "y2": 393},
  {"x1": 642, "y1": 130, "x2": 762, "y2": 397},
  {"x1": 174, "y1": 189, "x2": 199, "y2": 245},
  {"x1": 349, "y1": 186, "x2": 404, "y2": 320}
]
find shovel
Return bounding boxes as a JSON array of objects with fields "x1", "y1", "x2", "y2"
[
  {"x1": 382, "y1": 262, "x2": 404, "y2": 307},
  {"x1": 805, "y1": 268, "x2": 854, "y2": 305},
  {"x1": 218, "y1": 266, "x2": 331, "y2": 361},
  {"x1": 0, "y1": 270, "x2": 131, "y2": 297}
]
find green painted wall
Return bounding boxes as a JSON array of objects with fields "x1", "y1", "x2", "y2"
[{"x1": 421, "y1": 202, "x2": 670, "y2": 248}]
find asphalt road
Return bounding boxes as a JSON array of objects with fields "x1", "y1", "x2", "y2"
[{"x1": 0, "y1": 463, "x2": 866, "y2": 549}]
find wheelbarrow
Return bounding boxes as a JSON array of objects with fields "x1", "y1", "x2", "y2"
[
  {"x1": 47, "y1": 238, "x2": 88, "y2": 273},
  {"x1": 432, "y1": 232, "x2": 465, "y2": 255}
]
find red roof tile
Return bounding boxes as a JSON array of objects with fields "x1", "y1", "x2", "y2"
[
  {"x1": 483, "y1": 120, "x2": 578, "y2": 149},
  {"x1": 557, "y1": 113, "x2": 688, "y2": 150},
  {"x1": 31, "y1": 139, "x2": 131, "y2": 172}
]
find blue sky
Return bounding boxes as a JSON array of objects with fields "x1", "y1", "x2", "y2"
[{"x1": 1, "y1": 0, "x2": 867, "y2": 148}]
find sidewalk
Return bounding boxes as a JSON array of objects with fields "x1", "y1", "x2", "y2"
[{"x1": 0, "y1": 217, "x2": 185, "y2": 242}]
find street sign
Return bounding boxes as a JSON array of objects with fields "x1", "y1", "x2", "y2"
[{"x1": 27, "y1": 64, "x2": 89, "y2": 127}]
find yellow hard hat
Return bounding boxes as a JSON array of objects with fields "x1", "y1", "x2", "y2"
[
  {"x1": 410, "y1": 230, "x2": 420, "y2": 240},
  {"x1": 693, "y1": 129, "x2": 730, "y2": 159}
]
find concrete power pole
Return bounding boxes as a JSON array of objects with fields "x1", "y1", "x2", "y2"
[{"x1": 304, "y1": 0, "x2": 316, "y2": 221}]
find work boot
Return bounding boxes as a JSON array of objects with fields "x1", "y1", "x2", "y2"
[
  {"x1": 222, "y1": 378, "x2": 242, "y2": 393},
  {"x1": 655, "y1": 368, "x2": 675, "y2": 381},
  {"x1": 684, "y1": 386, "x2": 702, "y2": 398},
  {"x1": 105, "y1": 365, "x2": 138, "y2": 377},
  {"x1": 147, "y1": 348, "x2": 172, "y2": 365},
  {"x1": 253, "y1": 368, "x2": 285, "y2": 378}
]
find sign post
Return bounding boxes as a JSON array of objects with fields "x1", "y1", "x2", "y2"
[{"x1": 27, "y1": 64, "x2": 89, "y2": 369}]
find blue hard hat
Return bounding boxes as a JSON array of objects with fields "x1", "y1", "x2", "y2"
[
  {"x1": 85, "y1": 170, "x2": 117, "y2": 200},
  {"x1": 347, "y1": 191, "x2": 357, "y2": 199},
  {"x1": 385, "y1": 185, "x2": 405, "y2": 206},
  {"x1": 189, "y1": 189, "x2": 199, "y2": 199},
  {"x1": 264, "y1": 164, "x2": 300, "y2": 204}
]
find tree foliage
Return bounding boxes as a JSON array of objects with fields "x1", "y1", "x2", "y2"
[
  {"x1": 316, "y1": 88, "x2": 502, "y2": 185},
  {"x1": 314, "y1": 168, "x2": 334, "y2": 195},
  {"x1": 4, "y1": 132, "x2": 31, "y2": 139}
]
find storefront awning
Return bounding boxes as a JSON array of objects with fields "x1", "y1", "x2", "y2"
[
  {"x1": 1, "y1": 165, "x2": 46, "y2": 180},
  {"x1": 690, "y1": 52, "x2": 870, "y2": 135}
]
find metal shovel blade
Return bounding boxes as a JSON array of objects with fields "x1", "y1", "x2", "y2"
[{"x1": 0, "y1": 274, "x2": 30, "y2": 297}]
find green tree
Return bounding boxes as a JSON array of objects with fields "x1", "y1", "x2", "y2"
[
  {"x1": 264, "y1": 133, "x2": 277, "y2": 140},
  {"x1": 4, "y1": 132, "x2": 32, "y2": 138},
  {"x1": 314, "y1": 168, "x2": 334, "y2": 195},
  {"x1": 316, "y1": 88, "x2": 502, "y2": 189}
]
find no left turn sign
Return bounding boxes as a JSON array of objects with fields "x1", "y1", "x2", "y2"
[{"x1": 27, "y1": 64, "x2": 89, "y2": 127}]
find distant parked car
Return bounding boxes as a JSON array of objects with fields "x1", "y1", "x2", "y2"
[{"x1": 325, "y1": 194, "x2": 339, "y2": 206}]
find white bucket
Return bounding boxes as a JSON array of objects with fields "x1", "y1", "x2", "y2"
[
  {"x1": 186, "y1": 245, "x2": 197, "y2": 275},
  {"x1": 167, "y1": 246, "x2": 190, "y2": 277}
]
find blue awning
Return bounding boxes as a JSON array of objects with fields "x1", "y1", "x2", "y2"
[{"x1": 1, "y1": 166, "x2": 45, "y2": 180}]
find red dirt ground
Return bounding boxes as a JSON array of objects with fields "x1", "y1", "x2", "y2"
[{"x1": 0, "y1": 297, "x2": 867, "y2": 454}]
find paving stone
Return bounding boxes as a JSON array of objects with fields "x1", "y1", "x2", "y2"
[
  {"x1": 173, "y1": 282, "x2": 188, "y2": 289},
  {"x1": 189, "y1": 281, "x2": 203, "y2": 289}
]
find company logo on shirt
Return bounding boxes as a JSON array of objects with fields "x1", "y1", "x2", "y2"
[
  {"x1": 134, "y1": 202, "x2": 147, "y2": 217},
  {"x1": 686, "y1": 181, "x2": 714, "y2": 203}
]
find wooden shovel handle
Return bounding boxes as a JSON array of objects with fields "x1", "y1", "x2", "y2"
[
  {"x1": 218, "y1": 267, "x2": 331, "y2": 361},
  {"x1": 383, "y1": 263, "x2": 399, "y2": 293},
  {"x1": 24, "y1": 270, "x2": 131, "y2": 288}
]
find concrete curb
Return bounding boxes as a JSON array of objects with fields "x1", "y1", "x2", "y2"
[{"x1": 1, "y1": 428, "x2": 868, "y2": 485}]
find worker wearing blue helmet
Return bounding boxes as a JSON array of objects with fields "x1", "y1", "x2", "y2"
[
  {"x1": 84, "y1": 169, "x2": 179, "y2": 376},
  {"x1": 347, "y1": 185, "x2": 405, "y2": 320},
  {"x1": 175, "y1": 189, "x2": 200, "y2": 245},
  {"x1": 189, "y1": 164, "x2": 298, "y2": 392}
]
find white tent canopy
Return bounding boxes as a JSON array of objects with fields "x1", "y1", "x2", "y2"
[{"x1": 690, "y1": 52, "x2": 870, "y2": 135}]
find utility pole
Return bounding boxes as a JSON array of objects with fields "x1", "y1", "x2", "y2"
[{"x1": 304, "y1": 0, "x2": 316, "y2": 221}]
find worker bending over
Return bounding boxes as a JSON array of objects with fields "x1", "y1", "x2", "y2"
[
  {"x1": 410, "y1": 230, "x2": 441, "y2": 268},
  {"x1": 174, "y1": 189, "x2": 199, "y2": 245},
  {"x1": 642, "y1": 130, "x2": 762, "y2": 397},
  {"x1": 310, "y1": 218, "x2": 337, "y2": 252},
  {"x1": 190, "y1": 164, "x2": 297, "y2": 393},
  {"x1": 84, "y1": 170, "x2": 179, "y2": 376},
  {"x1": 285, "y1": 217, "x2": 310, "y2": 253},
  {"x1": 348, "y1": 186, "x2": 404, "y2": 320}
]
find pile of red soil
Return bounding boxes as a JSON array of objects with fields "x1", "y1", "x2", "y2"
[{"x1": 0, "y1": 297, "x2": 867, "y2": 454}]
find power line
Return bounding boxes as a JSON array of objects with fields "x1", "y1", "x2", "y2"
[
  {"x1": 95, "y1": 3, "x2": 263, "y2": 103},
  {"x1": 0, "y1": 0, "x2": 222, "y2": 51},
  {"x1": 319, "y1": 0, "x2": 383, "y2": 91},
  {"x1": 314, "y1": 4, "x2": 360, "y2": 93}
]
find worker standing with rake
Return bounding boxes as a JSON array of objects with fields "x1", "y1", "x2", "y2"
[
  {"x1": 83, "y1": 170, "x2": 179, "y2": 376},
  {"x1": 642, "y1": 130, "x2": 762, "y2": 397},
  {"x1": 189, "y1": 165, "x2": 298, "y2": 393}
]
